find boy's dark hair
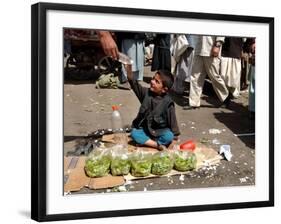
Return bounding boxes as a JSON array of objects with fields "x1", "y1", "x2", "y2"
[{"x1": 157, "y1": 70, "x2": 174, "y2": 90}]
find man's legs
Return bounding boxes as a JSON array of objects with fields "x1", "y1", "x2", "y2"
[
  {"x1": 188, "y1": 56, "x2": 206, "y2": 107},
  {"x1": 220, "y1": 57, "x2": 241, "y2": 98},
  {"x1": 121, "y1": 39, "x2": 144, "y2": 81},
  {"x1": 204, "y1": 57, "x2": 229, "y2": 102}
]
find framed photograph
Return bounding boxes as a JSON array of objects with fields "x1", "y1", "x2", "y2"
[{"x1": 31, "y1": 2, "x2": 274, "y2": 222}]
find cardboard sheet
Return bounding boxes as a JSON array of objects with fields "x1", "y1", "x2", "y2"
[
  {"x1": 64, "y1": 156, "x2": 125, "y2": 192},
  {"x1": 64, "y1": 144, "x2": 222, "y2": 192}
]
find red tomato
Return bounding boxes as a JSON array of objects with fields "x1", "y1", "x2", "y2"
[{"x1": 180, "y1": 140, "x2": 196, "y2": 151}]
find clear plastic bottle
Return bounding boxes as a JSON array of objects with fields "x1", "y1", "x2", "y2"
[
  {"x1": 111, "y1": 105, "x2": 128, "y2": 147},
  {"x1": 118, "y1": 52, "x2": 133, "y2": 65}
]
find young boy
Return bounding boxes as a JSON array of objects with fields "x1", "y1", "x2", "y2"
[{"x1": 125, "y1": 64, "x2": 180, "y2": 150}]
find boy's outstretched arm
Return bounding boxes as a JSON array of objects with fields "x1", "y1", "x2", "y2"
[{"x1": 124, "y1": 63, "x2": 146, "y2": 102}]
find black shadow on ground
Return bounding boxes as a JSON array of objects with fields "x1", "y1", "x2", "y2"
[
  {"x1": 211, "y1": 102, "x2": 255, "y2": 149},
  {"x1": 64, "y1": 68, "x2": 100, "y2": 83},
  {"x1": 64, "y1": 79, "x2": 96, "y2": 85},
  {"x1": 201, "y1": 78, "x2": 255, "y2": 149},
  {"x1": 169, "y1": 79, "x2": 218, "y2": 108}
]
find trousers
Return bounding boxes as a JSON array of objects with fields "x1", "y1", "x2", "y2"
[
  {"x1": 130, "y1": 128, "x2": 174, "y2": 146},
  {"x1": 189, "y1": 55, "x2": 229, "y2": 107}
]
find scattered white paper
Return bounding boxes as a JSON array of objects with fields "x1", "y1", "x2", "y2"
[
  {"x1": 219, "y1": 145, "x2": 233, "y2": 161},
  {"x1": 209, "y1": 129, "x2": 222, "y2": 134}
]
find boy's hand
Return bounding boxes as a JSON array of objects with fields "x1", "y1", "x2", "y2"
[{"x1": 124, "y1": 64, "x2": 133, "y2": 80}]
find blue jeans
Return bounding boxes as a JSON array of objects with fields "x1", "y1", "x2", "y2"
[{"x1": 130, "y1": 128, "x2": 174, "y2": 146}]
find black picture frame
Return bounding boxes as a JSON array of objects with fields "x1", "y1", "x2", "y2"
[{"x1": 31, "y1": 2, "x2": 274, "y2": 222}]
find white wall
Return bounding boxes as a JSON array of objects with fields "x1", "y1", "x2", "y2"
[{"x1": 0, "y1": 0, "x2": 279, "y2": 223}]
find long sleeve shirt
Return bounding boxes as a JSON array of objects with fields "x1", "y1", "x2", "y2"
[{"x1": 129, "y1": 79, "x2": 180, "y2": 136}]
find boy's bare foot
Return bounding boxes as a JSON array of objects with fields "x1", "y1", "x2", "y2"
[{"x1": 158, "y1": 145, "x2": 167, "y2": 151}]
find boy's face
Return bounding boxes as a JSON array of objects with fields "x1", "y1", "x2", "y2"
[{"x1": 150, "y1": 73, "x2": 168, "y2": 95}]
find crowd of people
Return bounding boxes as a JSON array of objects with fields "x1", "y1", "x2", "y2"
[
  {"x1": 96, "y1": 31, "x2": 256, "y2": 149},
  {"x1": 65, "y1": 30, "x2": 255, "y2": 150},
  {"x1": 97, "y1": 31, "x2": 255, "y2": 113}
]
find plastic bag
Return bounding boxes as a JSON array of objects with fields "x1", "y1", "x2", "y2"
[
  {"x1": 95, "y1": 73, "x2": 120, "y2": 89},
  {"x1": 173, "y1": 150, "x2": 197, "y2": 171},
  {"x1": 130, "y1": 150, "x2": 152, "y2": 177},
  {"x1": 84, "y1": 147, "x2": 111, "y2": 177},
  {"x1": 151, "y1": 150, "x2": 174, "y2": 175},
  {"x1": 110, "y1": 145, "x2": 131, "y2": 176}
]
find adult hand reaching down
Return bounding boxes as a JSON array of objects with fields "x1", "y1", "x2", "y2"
[{"x1": 97, "y1": 31, "x2": 119, "y2": 60}]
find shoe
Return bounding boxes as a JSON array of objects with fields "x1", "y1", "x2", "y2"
[
  {"x1": 219, "y1": 95, "x2": 231, "y2": 108},
  {"x1": 183, "y1": 105, "x2": 199, "y2": 110}
]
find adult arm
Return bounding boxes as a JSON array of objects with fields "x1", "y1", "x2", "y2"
[
  {"x1": 96, "y1": 31, "x2": 119, "y2": 60},
  {"x1": 211, "y1": 36, "x2": 225, "y2": 57}
]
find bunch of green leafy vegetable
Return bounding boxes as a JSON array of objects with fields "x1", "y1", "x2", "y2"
[
  {"x1": 151, "y1": 152, "x2": 174, "y2": 175},
  {"x1": 111, "y1": 156, "x2": 131, "y2": 176},
  {"x1": 130, "y1": 152, "x2": 152, "y2": 177},
  {"x1": 131, "y1": 159, "x2": 152, "y2": 177},
  {"x1": 173, "y1": 151, "x2": 197, "y2": 171},
  {"x1": 84, "y1": 155, "x2": 111, "y2": 177}
]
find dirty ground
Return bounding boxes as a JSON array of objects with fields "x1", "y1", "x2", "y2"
[{"x1": 64, "y1": 66, "x2": 255, "y2": 194}]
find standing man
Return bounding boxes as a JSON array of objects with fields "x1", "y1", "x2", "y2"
[
  {"x1": 117, "y1": 32, "x2": 145, "y2": 82},
  {"x1": 220, "y1": 37, "x2": 244, "y2": 99},
  {"x1": 185, "y1": 35, "x2": 230, "y2": 109}
]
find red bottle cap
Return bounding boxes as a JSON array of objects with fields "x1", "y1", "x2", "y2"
[{"x1": 112, "y1": 105, "x2": 119, "y2": 111}]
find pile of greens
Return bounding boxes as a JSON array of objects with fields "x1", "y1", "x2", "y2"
[
  {"x1": 84, "y1": 147, "x2": 198, "y2": 178},
  {"x1": 84, "y1": 155, "x2": 111, "y2": 177},
  {"x1": 131, "y1": 152, "x2": 152, "y2": 177},
  {"x1": 151, "y1": 152, "x2": 174, "y2": 175},
  {"x1": 111, "y1": 156, "x2": 131, "y2": 176},
  {"x1": 174, "y1": 151, "x2": 197, "y2": 172},
  {"x1": 131, "y1": 160, "x2": 152, "y2": 177}
]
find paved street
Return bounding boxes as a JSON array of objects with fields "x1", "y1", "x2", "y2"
[{"x1": 64, "y1": 65, "x2": 255, "y2": 194}]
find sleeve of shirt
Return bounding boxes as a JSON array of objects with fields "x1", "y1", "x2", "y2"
[
  {"x1": 167, "y1": 104, "x2": 180, "y2": 136},
  {"x1": 128, "y1": 80, "x2": 147, "y2": 103}
]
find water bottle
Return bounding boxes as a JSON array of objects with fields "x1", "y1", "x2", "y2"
[
  {"x1": 118, "y1": 52, "x2": 133, "y2": 65},
  {"x1": 111, "y1": 105, "x2": 127, "y2": 147}
]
